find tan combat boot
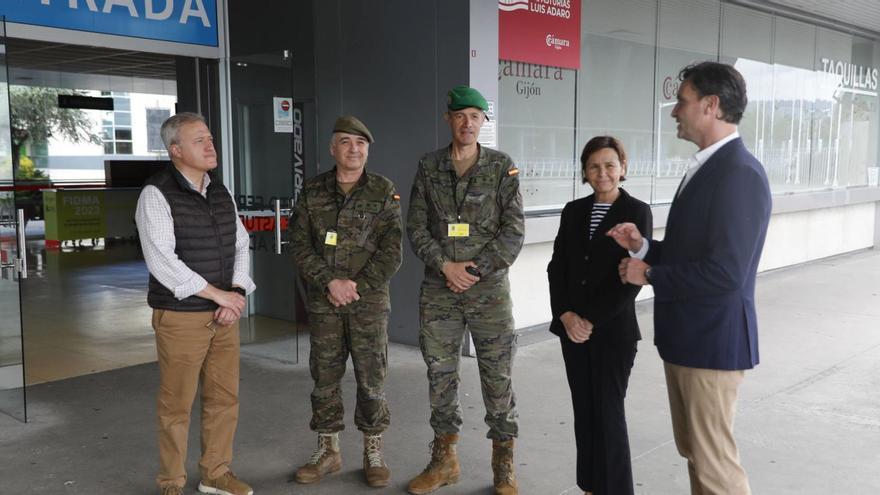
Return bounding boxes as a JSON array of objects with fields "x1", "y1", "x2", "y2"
[
  {"x1": 363, "y1": 434, "x2": 391, "y2": 488},
  {"x1": 294, "y1": 432, "x2": 342, "y2": 484},
  {"x1": 491, "y1": 439, "x2": 518, "y2": 495},
  {"x1": 407, "y1": 433, "x2": 461, "y2": 494}
]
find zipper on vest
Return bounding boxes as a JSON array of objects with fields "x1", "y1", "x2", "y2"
[{"x1": 206, "y1": 191, "x2": 228, "y2": 290}]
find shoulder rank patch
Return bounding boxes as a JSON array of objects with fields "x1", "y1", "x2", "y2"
[
  {"x1": 392, "y1": 193, "x2": 401, "y2": 201},
  {"x1": 507, "y1": 167, "x2": 519, "y2": 177}
]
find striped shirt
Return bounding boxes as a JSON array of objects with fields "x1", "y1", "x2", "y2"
[
  {"x1": 589, "y1": 202, "x2": 611, "y2": 239},
  {"x1": 135, "y1": 172, "x2": 256, "y2": 300}
]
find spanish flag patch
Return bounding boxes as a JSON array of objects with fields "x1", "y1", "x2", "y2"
[{"x1": 507, "y1": 168, "x2": 519, "y2": 177}]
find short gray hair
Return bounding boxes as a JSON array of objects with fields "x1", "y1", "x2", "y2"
[{"x1": 160, "y1": 112, "x2": 206, "y2": 151}]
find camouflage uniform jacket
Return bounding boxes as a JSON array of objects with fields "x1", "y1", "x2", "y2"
[
  {"x1": 407, "y1": 145, "x2": 524, "y2": 281},
  {"x1": 291, "y1": 168, "x2": 403, "y2": 313}
]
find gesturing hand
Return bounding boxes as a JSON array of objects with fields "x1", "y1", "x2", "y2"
[{"x1": 606, "y1": 222, "x2": 644, "y2": 253}]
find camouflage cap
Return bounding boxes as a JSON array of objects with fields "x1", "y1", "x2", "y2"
[
  {"x1": 447, "y1": 85, "x2": 489, "y2": 112},
  {"x1": 333, "y1": 115, "x2": 374, "y2": 143}
]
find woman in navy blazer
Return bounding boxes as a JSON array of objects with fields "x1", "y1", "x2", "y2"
[{"x1": 547, "y1": 136, "x2": 652, "y2": 495}]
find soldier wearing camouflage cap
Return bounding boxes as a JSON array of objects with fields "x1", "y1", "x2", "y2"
[
  {"x1": 406, "y1": 86, "x2": 524, "y2": 495},
  {"x1": 290, "y1": 115, "x2": 403, "y2": 488}
]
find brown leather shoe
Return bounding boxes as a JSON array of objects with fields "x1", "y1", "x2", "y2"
[
  {"x1": 492, "y1": 439, "x2": 518, "y2": 495},
  {"x1": 197, "y1": 470, "x2": 253, "y2": 495},
  {"x1": 407, "y1": 433, "x2": 461, "y2": 494},
  {"x1": 363, "y1": 434, "x2": 391, "y2": 488},
  {"x1": 294, "y1": 433, "x2": 342, "y2": 484},
  {"x1": 160, "y1": 485, "x2": 183, "y2": 495}
]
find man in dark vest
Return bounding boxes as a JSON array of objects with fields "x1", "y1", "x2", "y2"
[{"x1": 135, "y1": 112, "x2": 255, "y2": 495}]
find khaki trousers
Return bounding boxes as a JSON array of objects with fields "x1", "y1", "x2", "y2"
[
  {"x1": 152, "y1": 309, "x2": 240, "y2": 488},
  {"x1": 664, "y1": 362, "x2": 750, "y2": 495}
]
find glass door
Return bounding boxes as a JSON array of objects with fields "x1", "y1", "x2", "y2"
[
  {"x1": 0, "y1": 17, "x2": 28, "y2": 422},
  {"x1": 229, "y1": 50, "x2": 301, "y2": 355}
]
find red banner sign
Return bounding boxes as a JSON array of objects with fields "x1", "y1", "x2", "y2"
[
  {"x1": 240, "y1": 214, "x2": 288, "y2": 233},
  {"x1": 498, "y1": 0, "x2": 581, "y2": 70}
]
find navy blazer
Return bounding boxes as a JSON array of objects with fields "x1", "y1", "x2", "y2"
[
  {"x1": 547, "y1": 188, "x2": 653, "y2": 343},
  {"x1": 646, "y1": 137, "x2": 771, "y2": 370}
]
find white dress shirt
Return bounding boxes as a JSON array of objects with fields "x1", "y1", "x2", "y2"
[
  {"x1": 631, "y1": 130, "x2": 740, "y2": 260},
  {"x1": 677, "y1": 131, "x2": 740, "y2": 195},
  {"x1": 135, "y1": 172, "x2": 256, "y2": 300}
]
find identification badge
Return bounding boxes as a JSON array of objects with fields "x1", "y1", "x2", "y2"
[
  {"x1": 324, "y1": 231, "x2": 338, "y2": 246},
  {"x1": 447, "y1": 223, "x2": 470, "y2": 237}
]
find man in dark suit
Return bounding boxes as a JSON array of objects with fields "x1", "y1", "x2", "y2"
[{"x1": 608, "y1": 62, "x2": 771, "y2": 495}]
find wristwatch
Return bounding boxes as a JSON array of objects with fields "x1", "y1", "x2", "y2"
[
  {"x1": 232, "y1": 287, "x2": 247, "y2": 296},
  {"x1": 644, "y1": 267, "x2": 653, "y2": 284}
]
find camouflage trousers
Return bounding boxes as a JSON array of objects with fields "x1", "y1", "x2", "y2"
[
  {"x1": 418, "y1": 275, "x2": 518, "y2": 441},
  {"x1": 308, "y1": 305, "x2": 390, "y2": 435}
]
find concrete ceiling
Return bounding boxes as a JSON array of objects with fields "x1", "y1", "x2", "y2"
[
  {"x1": 743, "y1": 0, "x2": 880, "y2": 38},
  {"x1": 2, "y1": 38, "x2": 177, "y2": 95},
  {"x1": 5, "y1": 38, "x2": 176, "y2": 81},
  {"x1": 1, "y1": 1, "x2": 877, "y2": 89}
]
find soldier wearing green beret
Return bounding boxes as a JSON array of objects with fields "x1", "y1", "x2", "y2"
[
  {"x1": 290, "y1": 115, "x2": 403, "y2": 489},
  {"x1": 406, "y1": 86, "x2": 524, "y2": 495}
]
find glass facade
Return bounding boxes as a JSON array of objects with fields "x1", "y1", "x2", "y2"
[
  {"x1": 102, "y1": 92, "x2": 133, "y2": 155},
  {"x1": 498, "y1": 61, "x2": 577, "y2": 212},
  {"x1": 500, "y1": 0, "x2": 880, "y2": 212},
  {"x1": 17, "y1": 88, "x2": 177, "y2": 182}
]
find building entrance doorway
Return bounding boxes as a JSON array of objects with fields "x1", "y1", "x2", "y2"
[
  {"x1": 228, "y1": 49, "x2": 302, "y2": 351},
  {"x1": 0, "y1": 34, "x2": 185, "y2": 421},
  {"x1": 0, "y1": 25, "x2": 308, "y2": 423},
  {"x1": 0, "y1": 17, "x2": 28, "y2": 422}
]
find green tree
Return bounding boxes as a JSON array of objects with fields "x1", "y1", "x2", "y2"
[
  {"x1": 9, "y1": 86, "x2": 102, "y2": 177},
  {"x1": 9, "y1": 86, "x2": 103, "y2": 221}
]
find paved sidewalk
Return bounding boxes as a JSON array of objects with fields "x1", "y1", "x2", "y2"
[{"x1": 2, "y1": 249, "x2": 879, "y2": 494}]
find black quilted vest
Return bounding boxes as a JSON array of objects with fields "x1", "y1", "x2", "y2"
[{"x1": 143, "y1": 165, "x2": 238, "y2": 311}]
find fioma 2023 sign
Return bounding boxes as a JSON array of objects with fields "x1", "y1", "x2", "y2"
[{"x1": 1, "y1": 0, "x2": 218, "y2": 47}]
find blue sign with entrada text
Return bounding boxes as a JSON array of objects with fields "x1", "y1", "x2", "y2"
[{"x1": 0, "y1": 0, "x2": 218, "y2": 47}]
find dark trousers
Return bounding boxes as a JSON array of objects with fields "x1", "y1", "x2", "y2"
[{"x1": 560, "y1": 336, "x2": 637, "y2": 495}]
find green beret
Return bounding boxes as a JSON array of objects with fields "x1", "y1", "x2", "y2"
[
  {"x1": 447, "y1": 85, "x2": 488, "y2": 112},
  {"x1": 333, "y1": 115, "x2": 374, "y2": 143}
]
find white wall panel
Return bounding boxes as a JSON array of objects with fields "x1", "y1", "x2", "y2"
[
  {"x1": 512, "y1": 203, "x2": 876, "y2": 329},
  {"x1": 760, "y1": 203, "x2": 875, "y2": 271}
]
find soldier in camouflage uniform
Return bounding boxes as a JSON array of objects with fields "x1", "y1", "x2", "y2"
[
  {"x1": 290, "y1": 116, "x2": 403, "y2": 489},
  {"x1": 406, "y1": 86, "x2": 525, "y2": 495}
]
